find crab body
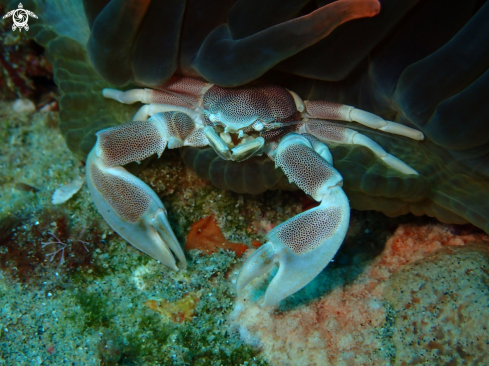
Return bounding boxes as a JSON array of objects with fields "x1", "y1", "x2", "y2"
[{"x1": 86, "y1": 77, "x2": 423, "y2": 306}]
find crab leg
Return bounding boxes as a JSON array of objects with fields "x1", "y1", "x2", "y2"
[
  {"x1": 301, "y1": 100, "x2": 424, "y2": 141},
  {"x1": 300, "y1": 121, "x2": 419, "y2": 175},
  {"x1": 237, "y1": 133, "x2": 350, "y2": 307},
  {"x1": 103, "y1": 76, "x2": 212, "y2": 120},
  {"x1": 86, "y1": 111, "x2": 204, "y2": 270}
]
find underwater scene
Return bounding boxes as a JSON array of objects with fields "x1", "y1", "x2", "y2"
[{"x1": 1, "y1": 0, "x2": 488, "y2": 364}]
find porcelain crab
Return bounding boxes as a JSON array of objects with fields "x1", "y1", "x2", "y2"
[{"x1": 86, "y1": 76, "x2": 423, "y2": 307}]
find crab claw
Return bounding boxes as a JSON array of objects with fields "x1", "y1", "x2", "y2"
[
  {"x1": 85, "y1": 121, "x2": 187, "y2": 270},
  {"x1": 237, "y1": 191, "x2": 349, "y2": 307},
  {"x1": 87, "y1": 153, "x2": 186, "y2": 270},
  {"x1": 237, "y1": 133, "x2": 350, "y2": 307}
]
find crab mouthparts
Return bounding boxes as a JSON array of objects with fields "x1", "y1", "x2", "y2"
[{"x1": 219, "y1": 130, "x2": 259, "y2": 148}]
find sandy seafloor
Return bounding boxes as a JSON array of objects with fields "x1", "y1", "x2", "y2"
[{"x1": 1, "y1": 100, "x2": 489, "y2": 366}]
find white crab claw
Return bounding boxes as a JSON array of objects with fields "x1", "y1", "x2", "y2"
[
  {"x1": 236, "y1": 244, "x2": 275, "y2": 294},
  {"x1": 237, "y1": 191, "x2": 349, "y2": 307},
  {"x1": 86, "y1": 150, "x2": 187, "y2": 270},
  {"x1": 237, "y1": 133, "x2": 350, "y2": 307}
]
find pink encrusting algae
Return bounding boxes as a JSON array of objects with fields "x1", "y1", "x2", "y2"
[{"x1": 230, "y1": 223, "x2": 489, "y2": 365}]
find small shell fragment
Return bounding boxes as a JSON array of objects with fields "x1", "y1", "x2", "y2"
[
  {"x1": 12, "y1": 98, "x2": 36, "y2": 113},
  {"x1": 52, "y1": 177, "x2": 84, "y2": 205}
]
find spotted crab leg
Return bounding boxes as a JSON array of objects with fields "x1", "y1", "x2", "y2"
[
  {"x1": 300, "y1": 100, "x2": 425, "y2": 141},
  {"x1": 299, "y1": 120, "x2": 419, "y2": 175},
  {"x1": 86, "y1": 111, "x2": 207, "y2": 270},
  {"x1": 237, "y1": 133, "x2": 350, "y2": 307},
  {"x1": 102, "y1": 77, "x2": 212, "y2": 120}
]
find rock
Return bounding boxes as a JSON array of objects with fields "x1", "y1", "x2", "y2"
[{"x1": 385, "y1": 244, "x2": 489, "y2": 365}]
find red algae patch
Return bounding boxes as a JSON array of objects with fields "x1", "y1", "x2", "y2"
[
  {"x1": 251, "y1": 239, "x2": 262, "y2": 248},
  {"x1": 230, "y1": 224, "x2": 489, "y2": 366},
  {"x1": 185, "y1": 215, "x2": 248, "y2": 256}
]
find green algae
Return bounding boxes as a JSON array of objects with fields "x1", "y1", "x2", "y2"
[
  {"x1": 60, "y1": 249, "x2": 267, "y2": 365},
  {"x1": 74, "y1": 291, "x2": 114, "y2": 329}
]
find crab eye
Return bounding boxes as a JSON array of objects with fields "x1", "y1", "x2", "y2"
[{"x1": 253, "y1": 121, "x2": 264, "y2": 131}]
